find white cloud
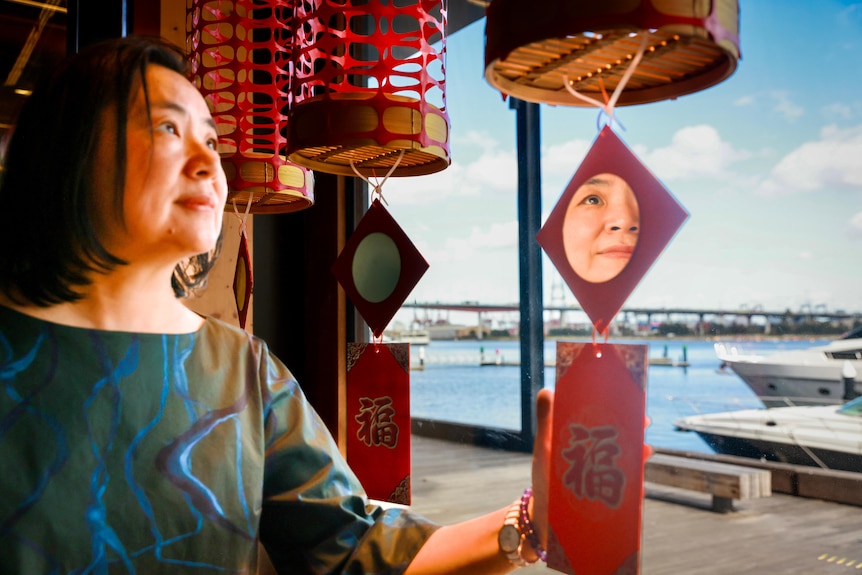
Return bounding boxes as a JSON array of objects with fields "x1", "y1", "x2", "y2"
[
  {"x1": 822, "y1": 102, "x2": 854, "y2": 120},
  {"x1": 734, "y1": 94, "x2": 755, "y2": 107},
  {"x1": 838, "y1": 3, "x2": 862, "y2": 25},
  {"x1": 539, "y1": 138, "x2": 594, "y2": 202},
  {"x1": 382, "y1": 162, "x2": 463, "y2": 206},
  {"x1": 771, "y1": 91, "x2": 804, "y2": 121},
  {"x1": 453, "y1": 129, "x2": 502, "y2": 154},
  {"x1": 637, "y1": 124, "x2": 748, "y2": 181},
  {"x1": 799, "y1": 250, "x2": 813, "y2": 260},
  {"x1": 452, "y1": 222, "x2": 516, "y2": 254},
  {"x1": 384, "y1": 131, "x2": 516, "y2": 206},
  {"x1": 538, "y1": 124, "x2": 748, "y2": 190},
  {"x1": 758, "y1": 124, "x2": 862, "y2": 194},
  {"x1": 851, "y1": 212, "x2": 862, "y2": 238},
  {"x1": 419, "y1": 220, "x2": 519, "y2": 266},
  {"x1": 542, "y1": 138, "x2": 592, "y2": 179},
  {"x1": 730, "y1": 91, "x2": 803, "y2": 121},
  {"x1": 467, "y1": 221, "x2": 519, "y2": 249},
  {"x1": 461, "y1": 148, "x2": 518, "y2": 191}
]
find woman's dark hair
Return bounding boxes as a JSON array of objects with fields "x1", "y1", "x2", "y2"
[{"x1": 0, "y1": 36, "x2": 221, "y2": 306}]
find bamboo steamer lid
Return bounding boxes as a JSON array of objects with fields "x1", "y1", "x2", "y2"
[
  {"x1": 221, "y1": 152, "x2": 314, "y2": 214},
  {"x1": 485, "y1": 0, "x2": 740, "y2": 106},
  {"x1": 287, "y1": 93, "x2": 450, "y2": 178}
]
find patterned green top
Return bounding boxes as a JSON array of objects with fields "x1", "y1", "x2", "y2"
[{"x1": 0, "y1": 305, "x2": 438, "y2": 574}]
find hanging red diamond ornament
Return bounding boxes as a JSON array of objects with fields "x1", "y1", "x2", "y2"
[
  {"x1": 332, "y1": 199, "x2": 429, "y2": 338},
  {"x1": 537, "y1": 125, "x2": 688, "y2": 334},
  {"x1": 233, "y1": 226, "x2": 253, "y2": 330}
]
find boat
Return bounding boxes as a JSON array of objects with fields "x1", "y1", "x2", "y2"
[
  {"x1": 715, "y1": 326, "x2": 862, "y2": 407},
  {"x1": 383, "y1": 328, "x2": 431, "y2": 345},
  {"x1": 673, "y1": 395, "x2": 862, "y2": 473}
]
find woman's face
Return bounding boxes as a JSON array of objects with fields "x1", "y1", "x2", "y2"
[
  {"x1": 562, "y1": 173, "x2": 640, "y2": 283},
  {"x1": 94, "y1": 64, "x2": 227, "y2": 267}
]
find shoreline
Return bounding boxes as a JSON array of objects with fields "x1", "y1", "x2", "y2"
[{"x1": 429, "y1": 333, "x2": 841, "y2": 343}]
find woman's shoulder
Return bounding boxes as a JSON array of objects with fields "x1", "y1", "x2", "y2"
[
  {"x1": 199, "y1": 316, "x2": 297, "y2": 392},
  {"x1": 0, "y1": 301, "x2": 256, "y2": 345},
  {"x1": 198, "y1": 315, "x2": 277, "y2": 358},
  {"x1": 200, "y1": 314, "x2": 256, "y2": 342}
]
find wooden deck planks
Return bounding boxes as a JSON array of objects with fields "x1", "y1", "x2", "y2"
[{"x1": 409, "y1": 435, "x2": 862, "y2": 574}]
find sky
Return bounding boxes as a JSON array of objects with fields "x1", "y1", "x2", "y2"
[{"x1": 381, "y1": 1, "x2": 862, "y2": 328}]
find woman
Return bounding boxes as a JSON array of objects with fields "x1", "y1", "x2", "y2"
[
  {"x1": 0, "y1": 37, "x2": 553, "y2": 574},
  {"x1": 562, "y1": 173, "x2": 640, "y2": 284}
]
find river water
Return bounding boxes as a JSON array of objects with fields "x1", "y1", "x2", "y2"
[{"x1": 408, "y1": 337, "x2": 830, "y2": 453}]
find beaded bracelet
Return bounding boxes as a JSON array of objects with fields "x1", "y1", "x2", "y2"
[{"x1": 519, "y1": 487, "x2": 548, "y2": 563}]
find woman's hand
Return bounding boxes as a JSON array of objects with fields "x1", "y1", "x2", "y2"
[{"x1": 405, "y1": 388, "x2": 557, "y2": 575}]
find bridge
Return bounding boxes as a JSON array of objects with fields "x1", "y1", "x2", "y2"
[{"x1": 400, "y1": 301, "x2": 861, "y2": 336}]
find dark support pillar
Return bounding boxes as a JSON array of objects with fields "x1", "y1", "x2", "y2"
[
  {"x1": 512, "y1": 98, "x2": 544, "y2": 452},
  {"x1": 254, "y1": 173, "x2": 360, "y2": 451},
  {"x1": 67, "y1": 0, "x2": 128, "y2": 53},
  {"x1": 347, "y1": 184, "x2": 369, "y2": 344}
]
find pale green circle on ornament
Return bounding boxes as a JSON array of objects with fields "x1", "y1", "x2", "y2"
[{"x1": 352, "y1": 232, "x2": 401, "y2": 303}]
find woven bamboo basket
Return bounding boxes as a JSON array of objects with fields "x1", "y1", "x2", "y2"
[
  {"x1": 485, "y1": 0, "x2": 740, "y2": 106},
  {"x1": 287, "y1": 93, "x2": 450, "y2": 178},
  {"x1": 222, "y1": 152, "x2": 314, "y2": 214}
]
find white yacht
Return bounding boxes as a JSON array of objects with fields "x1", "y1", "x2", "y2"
[
  {"x1": 673, "y1": 395, "x2": 862, "y2": 473},
  {"x1": 383, "y1": 328, "x2": 431, "y2": 345},
  {"x1": 715, "y1": 326, "x2": 862, "y2": 407}
]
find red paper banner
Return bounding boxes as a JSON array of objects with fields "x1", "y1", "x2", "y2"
[
  {"x1": 346, "y1": 343, "x2": 411, "y2": 505},
  {"x1": 548, "y1": 342, "x2": 647, "y2": 575}
]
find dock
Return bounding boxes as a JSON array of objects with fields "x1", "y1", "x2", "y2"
[
  {"x1": 647, "y1": 356, "x2": 690, "y2": 367},
  {"x1": 477, "y1": 358, "x2": 688, "y2": 368},
  {"x1": 479, "y1": 360, "x2": 556, "y2": 367},
  {"x1": 409, "y1": 435, "x2": 862, "y2": 574}
]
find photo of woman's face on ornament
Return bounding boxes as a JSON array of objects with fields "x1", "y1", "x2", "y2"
[{"x1": 562, "y1": 173, "x2": 640, "y2": 284}]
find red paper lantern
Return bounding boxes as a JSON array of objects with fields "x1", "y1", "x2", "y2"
[
  {"x1": 485, "y1": 0, "x2": 740, "y2": 107},
  {"x1": 287, "y1": 0, "x2": 450, "y2": 177},
  {"x1": 187, "y1": 0, "x2": 314, "y2": 213}
]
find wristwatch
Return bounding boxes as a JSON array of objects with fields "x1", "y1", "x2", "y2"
[{"x1": 498, "y1": 500, "x2": 533, "y2": 567}]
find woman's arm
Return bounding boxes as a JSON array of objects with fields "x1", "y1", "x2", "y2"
[
  {"x1": 404, "y1": 508, "x2": 515, "y2": 575},
  {"x1": 405, "y1": 389, "x2": 554, "y2": 575}
]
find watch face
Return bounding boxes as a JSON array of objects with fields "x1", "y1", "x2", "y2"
[{"x1": 498, "y1": 524, "x2": 521, "y2": 553}]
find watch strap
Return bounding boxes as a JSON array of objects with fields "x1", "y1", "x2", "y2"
[{"x1": 499, "y1": 500, "x2": 535, "y2": 568}]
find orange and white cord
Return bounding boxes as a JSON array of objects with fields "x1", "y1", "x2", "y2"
[
  {"x1": 348, "y1": 149, "x2": 406, "y2": 206},
  {"x1": 231, "y1": 194, "x2": 254, "y2": 238},
  {"x1": 562, "y1": 32, "x2": 650, "y2": 129}
]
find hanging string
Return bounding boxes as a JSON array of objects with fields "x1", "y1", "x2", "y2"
[
  {"x1": 230, "y1": 194, "x2": 255, "y2": 330},
  {"x1": 591, "y1": 324, "x2": 610, "y2": 349},
  {"x1": 232, "y1": 194, "x2": 254, "y2": 237},
  {"x1": 349, "y1": 149, "x2": 406, "y2": 205},
  {"x1": 588, "y1": 78, "x2": 627, "y2": 132},
  {"x1": 562, "y1": 32, "x2": 650, "y2": 130}
]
